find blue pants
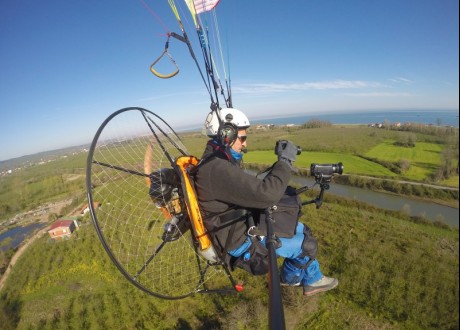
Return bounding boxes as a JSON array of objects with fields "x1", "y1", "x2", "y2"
[{"x1": 229, "y1": 222, "x2": 323, "y2": 286}]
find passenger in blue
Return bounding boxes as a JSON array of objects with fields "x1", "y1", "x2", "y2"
[{"x1": 194, "y1": 108, "x2": 338, "y2": 296}]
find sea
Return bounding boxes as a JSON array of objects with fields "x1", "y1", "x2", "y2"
[{"x1": 251, "y1": 109, "x2": 459, "y2": 127}]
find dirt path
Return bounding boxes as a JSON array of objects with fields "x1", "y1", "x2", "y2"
[{"x1": 350, "y1": 174, "x2": 459, "y2": 191}]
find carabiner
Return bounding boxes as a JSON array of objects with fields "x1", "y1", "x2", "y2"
[{"x1": 247, "y1": 225, "x2": 257, "y2": 237}]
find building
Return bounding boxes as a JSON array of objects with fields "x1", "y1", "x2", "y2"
[
  {"x1": 48, "y1": 219, "x2": 77, "y2": 240},
  {"x1": 80, "y1": 201, "x2": 101, "y2": 215}
]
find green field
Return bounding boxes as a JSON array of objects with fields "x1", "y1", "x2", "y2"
[
  {"x1": 365, "y1": 141, "x2": 443, "y2": 180},
  {"x1": 245, "y1": 150, "x2": 397, "y2": 177},
  {"x1": 183, "y1": 125, "x2": 457, "y2": 185}
]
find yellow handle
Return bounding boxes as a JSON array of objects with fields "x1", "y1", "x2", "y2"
[{"x1": 149, "y1": 50, "x2": 180, "y2": 79}]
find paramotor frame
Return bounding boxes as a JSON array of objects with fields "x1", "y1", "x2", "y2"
[{"x1": 86, "y1": 107, "x2": 239, "y2": 299}]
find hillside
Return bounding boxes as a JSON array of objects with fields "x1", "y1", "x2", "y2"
[
  {"x1": 0, "y1": 123, "x2": 458, "y2": 329},
  {"x1": 0, "y1": 197, "x2": 458, "y2": 329}
]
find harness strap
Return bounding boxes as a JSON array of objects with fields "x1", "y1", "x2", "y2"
[
  {"x1": 290, "y1": 258, "x2": 315, "y2": 270},
  {"x1": 202, "y1": 208, "x2": 248, "y2": 234},
  {"x1": 218, "y1": 208, "x2": 247, "y2": 222},
  {"x1": 222, "y1": 222, "x2": 237, "y2": 257},
  {"x1": 195, "y1": 140, "x2": 237, "y2": 169}
]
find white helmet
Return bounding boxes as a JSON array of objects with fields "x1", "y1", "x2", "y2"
[{"x1": 203, "y1": 108, "x2": 250, "y2": 137}]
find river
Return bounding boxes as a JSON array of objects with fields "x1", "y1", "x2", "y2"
[
  {"x1": 295, "y1": 176, "x2": 458, "y2": 228},
  {"x1": 0, "y1": 223, "x2": 47, "y2": 252},
  {"x1": 247, "y1": 170, "x2": 459, "y2": 228}
]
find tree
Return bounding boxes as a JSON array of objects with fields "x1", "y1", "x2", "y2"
[
  {"x1": 48, "y1": 213, "x2": 58, "y2": 222},
  {"x1": 398, "y1": 159, "x2": 411, "y2": 172},
  {"x1": 394, "y1": 133, "x2": 416, "y2": 147}
]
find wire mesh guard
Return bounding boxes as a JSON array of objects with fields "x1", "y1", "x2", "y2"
[{"x1": 86, "y1": 107, "x2": 228, "y2": 299}]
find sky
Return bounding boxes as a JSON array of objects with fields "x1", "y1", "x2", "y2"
[{"x1": 0, "y1": 0, "x2": 458, "y2": 161}]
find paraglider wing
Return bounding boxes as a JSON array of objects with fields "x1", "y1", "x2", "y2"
[{"x1": 186, "y1": 0, "x2": 221, "y2": 15}]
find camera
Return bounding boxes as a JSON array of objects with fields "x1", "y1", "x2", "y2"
[
  {"x1": 310, "y1": 162, "x2": 343, "y2": 182},
  {"x1": 275, "y1": 140, "x2": 302, "y2": 156}
]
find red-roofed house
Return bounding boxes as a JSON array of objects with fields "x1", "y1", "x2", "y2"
[{"x1": 48, "y1": 219, "x2": 77, "y2": 240}]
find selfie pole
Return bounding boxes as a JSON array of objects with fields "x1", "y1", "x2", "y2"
[{"x1": 264, "y1": 206, "x2": 286, "y2": 330}]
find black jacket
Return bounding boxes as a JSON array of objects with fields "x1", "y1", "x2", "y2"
[{"x1": 194, "y1": 141, "x2": 292, "y2": 251}]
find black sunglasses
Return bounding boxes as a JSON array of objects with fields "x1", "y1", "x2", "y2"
[{"x1": 237, "y1": 135, "x2": 247, "y2": 143}]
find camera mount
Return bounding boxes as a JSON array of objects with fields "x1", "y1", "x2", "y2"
[
  {"x1": 295, "y1": 181, "x2": 330, "y2": 209},
  {"x1": 295, "y1": 162, "x2": 344, "y2": 209}
]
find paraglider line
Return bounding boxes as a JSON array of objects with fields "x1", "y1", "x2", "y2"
[{"x1": 139, "y1": 0, "x2": 169, "y2": 33}]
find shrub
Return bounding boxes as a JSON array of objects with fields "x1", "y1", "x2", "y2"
[{"x1": 398, "y1": 159, "x2": 411, "y2": 172}]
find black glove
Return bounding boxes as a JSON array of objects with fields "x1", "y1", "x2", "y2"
[{"x1": 275, "y1": 140, "x2": 299, "y2": 170}]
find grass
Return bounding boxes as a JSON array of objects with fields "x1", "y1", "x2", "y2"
[
  {"x1": 441, "y1": 175, "x2": 459, "y2": 187},
  {"x1": 365, "y1": 141, "x2": 443, "y2": 180},
  {"x1": 366, "y1": 141, "x2": 442, "y2": 165}
]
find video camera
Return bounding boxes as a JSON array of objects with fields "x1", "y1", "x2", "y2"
[
  {"x1": 310, "y1": 162, "x2": 343, "y2": 183},
  {"x1": 270, "y1": 140, "x2": 344, "y2": 208}
]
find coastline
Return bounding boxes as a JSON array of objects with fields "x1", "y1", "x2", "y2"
[{"x1": 251, "y1": 109, "x2": 459, "y2": 127}]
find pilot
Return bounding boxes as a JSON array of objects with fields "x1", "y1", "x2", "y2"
[{"x1": 194, "y1": 108, "x2": 338, "y2": 296}]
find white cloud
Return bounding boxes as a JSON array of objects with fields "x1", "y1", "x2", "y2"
[
  {"x1": 388, "y1": 77, "x2": 414, "y2": 84},
  {"x1": 233, "y1": 79, "x2": 385, "y2": 94},
  {"x1": 342, "y1": 92, "x2": 413, "y2": 97}
]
